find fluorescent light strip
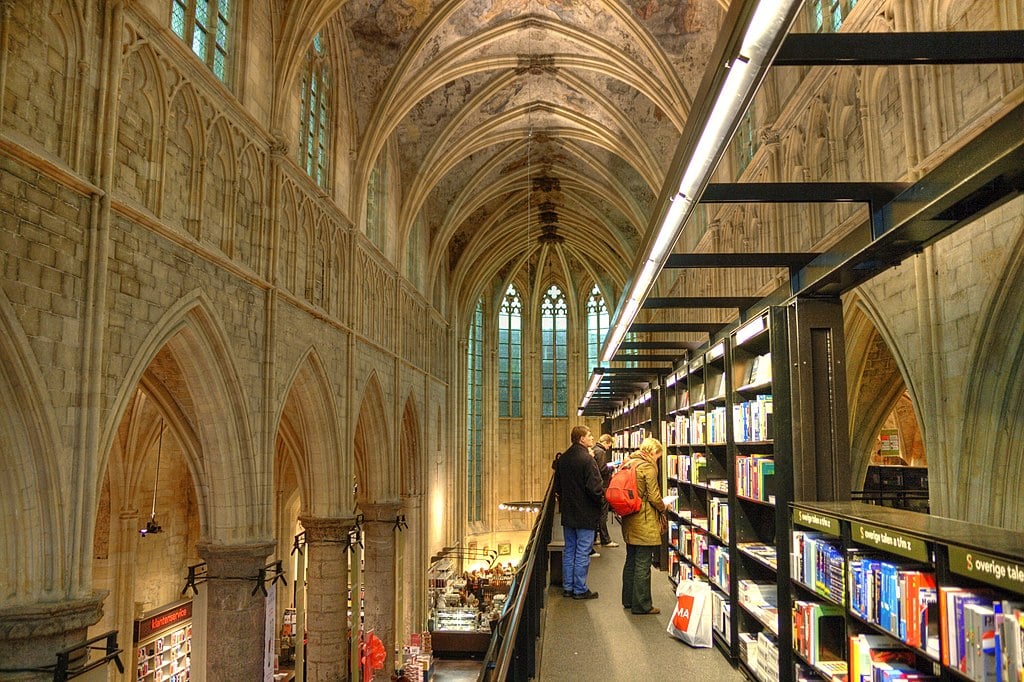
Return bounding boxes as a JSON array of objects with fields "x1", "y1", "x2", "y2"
[
  {"x1": 735, "y1": 315, "x2": 766, "y2": 345},
  {"x1": 597, "y1": 0, "x2": 802, "y2": 372}
]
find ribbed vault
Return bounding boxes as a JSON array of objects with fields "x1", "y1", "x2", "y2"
[{"x1": 271, "y1": 0, "x2": 724, "y2": 310}]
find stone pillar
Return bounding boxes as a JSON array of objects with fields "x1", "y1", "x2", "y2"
[
  {"x1": 360, "y1": 501, "x2": 400, "y2": 681},
  {"x1": 0, "y1": 594, "x2": 104, "y2": 680},
  {"x1": 113, "y1": 508, "x2": 140, "y2": 682},
  {"x1": 399, "y1": 495, "x2": 425, "y2": 646},
  {"x1": 196, "y1": 541, "x2": 274, "y2": 681},
  {"x1": 300, "y1": 515, "x2": 356, "y2": 682}
]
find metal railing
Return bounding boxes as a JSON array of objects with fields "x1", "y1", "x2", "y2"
[{"x1": 478, "y1": 477, "x2": 557, "y2": 681}]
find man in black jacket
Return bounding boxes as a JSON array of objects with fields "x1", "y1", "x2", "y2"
[
  {"x1": 592, "y1": 433, "x2": 619, "y2": 548},
  {"x1": 553, "y1": 425, "x2": 604, "y2": 599}
]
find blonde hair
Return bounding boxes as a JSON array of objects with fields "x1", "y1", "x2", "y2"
[{"x1": 637, "y1": 436, "x2": 664, "y2": 457}]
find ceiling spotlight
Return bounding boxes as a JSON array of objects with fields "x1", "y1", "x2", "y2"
[{"x1": 140, "y1": 513, "x2": 162, "y2": 537}]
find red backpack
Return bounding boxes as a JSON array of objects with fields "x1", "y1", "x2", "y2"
[{"x1": 606, "y1": 461, "x2": 643, "y2": 516}]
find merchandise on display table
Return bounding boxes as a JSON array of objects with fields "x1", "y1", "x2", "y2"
[
  {"x1": 133, "y1": 599, "x2": 192, "y2": 682},
  {"x1": 400, "y1": 632, "x2": 434, "y2": 682}
]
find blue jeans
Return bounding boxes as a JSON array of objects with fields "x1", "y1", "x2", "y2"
[
  {"x1": 562, "y1": 526, "x2": 596, "y2": 594},
  {"x1": 622, "y1": 544, "x2": 656, "y2": 613}
]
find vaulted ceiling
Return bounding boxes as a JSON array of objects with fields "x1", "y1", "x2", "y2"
[{"x1": 317, "y1": 0, "x2": 728, "y2": 310}]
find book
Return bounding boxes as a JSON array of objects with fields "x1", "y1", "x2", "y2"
[
  {"x1": 963, "y1": 602, "x2": 996, "y2": 682},
  {"x1": 999, "y1": 601, "x2": 1024, "y2": 682},
  {"x1": 850, "y1": 633, "x2": 915, "y2": 682},
  {"x1": 941, "y1": 587, "x2": 996, "y2": 671}
]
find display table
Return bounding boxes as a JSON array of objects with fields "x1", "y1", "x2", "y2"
[
  {"x1": 429, "y1": 630, "x2": 492, "y2": 657},
  {"x1": 429, "y1": 607, "x2": 491, "y2": 657}
]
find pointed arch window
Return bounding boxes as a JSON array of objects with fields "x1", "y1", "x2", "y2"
[
  {"x1": 171, "y1": 0, "x2": 231, "y2": 81},
  {"x1": 624, "y1": 332, "x2": 638, "y2": 369},
  {"x1": 498, "y1": 285, "x2": 522, "y2": 418},
  {"x1": 586, "y1": 285, "x2": 608, "y2": 373},
  {"x1": 541, "y1": 284, "x2": 568, "y2": 417},
  {"x1": 735, "y1": 108, "x2": 756, "y2": 176},
  {"x1": 405, "y1": 216, "x2": 422, "y2": 288},
  {"x1": 298, "y1": 34, "x2": 330, "y2": 188},
  {"x1": 811, "y1": 0, "x2": 857, "y2": 32},
  {"x1": 466, "y1": 298, "x2": 484, "y2": 522},
  {"x1": 366, "y1": 153, "x2": 387, "y2": 250}
]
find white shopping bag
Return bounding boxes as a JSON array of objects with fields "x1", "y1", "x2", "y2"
[{"x1": 666, "y1": 578, "x2": 712, "y2": 648}]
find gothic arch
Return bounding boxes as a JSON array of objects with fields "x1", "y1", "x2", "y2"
[
  {"x1": 400, "y1": 396, "x2": 423, "y2": 497},
  {"x1": 0, "y1": 292, "x2": 65, "y2": 603},
  {"x1": 844, "y1": 293, "x2": 920, "y2": 490},
  {"x1": 116, "y1": 43, "x2": 164, "y2": 211},
  {"x1": 274, "y1": 348, "x2": 344, "y2": 516},
  {"x1": 163, "y1": 85, "x2": 204, "y2": 236},
  {"x1": 958, "y1": 222, "x2": 1024, "y2": 529},
  {"x1": 236, "y1": 143, "x2": 266, "y2": 272},
  {"x1": 203, "y1": 117, "x2": 236, "y2": 254},
  {"x1": 101, "y1": 291, "x2": 264, "y2": 544},
  {"x1": 353, "y1": 372, "x2": 395, "y2": 505}
]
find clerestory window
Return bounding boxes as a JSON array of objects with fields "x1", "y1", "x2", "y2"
[
  {"x1": 541, "y1": 284, "x2": 568, "y2": 417},
  {"x1": 299, "y1": 34, "x2": 330, "y2": 188},
  {"x1": 466, "y1": 298, "x2": 484, "y2": 522},
  {"x1": 498, "y1": 285, "x2": 522, "y2": 418},
  {"x1": 586, "y1": 285, "x2": 608, "y2": 373},
  {"x1": 171, "y1": 0, "x2": 231, "y2": 81}
]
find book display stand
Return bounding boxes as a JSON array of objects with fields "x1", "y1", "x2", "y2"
[
  {"x1": 133, "y1": 599, "x2": 193, "y2": 682},
  {"x1": 791, "y1": 501, "x2": 1024, "y2": 682}
]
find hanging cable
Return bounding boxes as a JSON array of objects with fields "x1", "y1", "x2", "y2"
[{"x1": 141, "y1": 418, "x2": 164, "y2": 536}]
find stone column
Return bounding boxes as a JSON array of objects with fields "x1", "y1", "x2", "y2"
[
  {"x1": 113, "y1": 508, "x2": 140, "y2": 682},
  {"x1": 0, "y1": 595, "x2": 104, "y2": 680},
  {"x1": 360, "y1": 501, "x2": 400, "y2": 681},
  {"x1": 300, "y1": 515, "x2": 356, "y2": 682},
  {"x1": 399, "y1": 495, "x2": 425, "y2": 645},
  {"x1": 196, "y1": 541, "x2": 274, "y2": 681}
]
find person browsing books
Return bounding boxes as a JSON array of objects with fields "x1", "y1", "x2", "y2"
[
  {"x1": 592, "y1": 433, "x2": 619, "y2": 548},
  {"x1": 553, "y1": 425, "x2": 605, "y2": 599},
  {"x1": 619, "y1": 437, "x2": 668, "y2": 615}
]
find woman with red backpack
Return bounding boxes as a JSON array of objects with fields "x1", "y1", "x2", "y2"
[{"x1": 619, "y1": 437, "x2": 668, "y2": 615}]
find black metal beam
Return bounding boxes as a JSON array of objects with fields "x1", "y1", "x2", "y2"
[
  {"x1": 796, "y1": 102, "x2": 1024, "y2": 296},
  {"x1": 599, "y1": 367, "x2": 663, "y2": 376},
  {"x1": 702, "y1": 182, "x2": 906, "y2": 205},
  {"x1": 619, "y1": 341, "x2": 693, "y2": 350},
  {"x1": 611, "y1": 354, "x2": 677, "y2": 363},
  {"x1": 628, "y1": 322, "x2": 725, "y2": 334},
  {"x1": 665, "y1": 253, "x2": 820, "y2": 269},
  {"x1": 775, "y1": 31, "x2": 1024, "y2": 66},
  {"x1": 644, "y1": 296, "x2": 761, "y2": 310}
]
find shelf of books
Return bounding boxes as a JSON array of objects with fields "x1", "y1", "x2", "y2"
[
  {"x1": 729, "y1": 311, "x2": 787, "y2": 682},
  {"x1": 657, "y1": 298, "x2": 849, "y2": 681},
  {"x1": 791, "y1": 500, "x2": 1024, "y2": 682},
  {"x1": 608, "y1": 390, "x2": 654, "y2": 467},
  {"x1": 664, "y1": 339, "x2": 736, "y2": 659}
]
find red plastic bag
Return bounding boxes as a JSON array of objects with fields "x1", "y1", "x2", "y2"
[{"x1": 361, "y1": 631, "x2": 386, "y2": 678}]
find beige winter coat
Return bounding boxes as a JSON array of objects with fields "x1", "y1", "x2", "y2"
[{"x1": 620, "y1": 450, "x2": 667, "y2": 546}]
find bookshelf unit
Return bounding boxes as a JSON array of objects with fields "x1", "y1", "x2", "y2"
[
  {"x1": 664, "y1": 341, "x2": 734, "y2": 658},
  {"x1": 790, "y1": 501, "x2": 1024, "y2": 682},
  {"x1": 608, "y1": 390, "x2": 654, "y2": 466},
  {"x1": 730, "y1": 312, "x2": 784, "y2": 681},
  {"x1": 653, "y1": 298, "x2": 850, "y2": 681}
]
